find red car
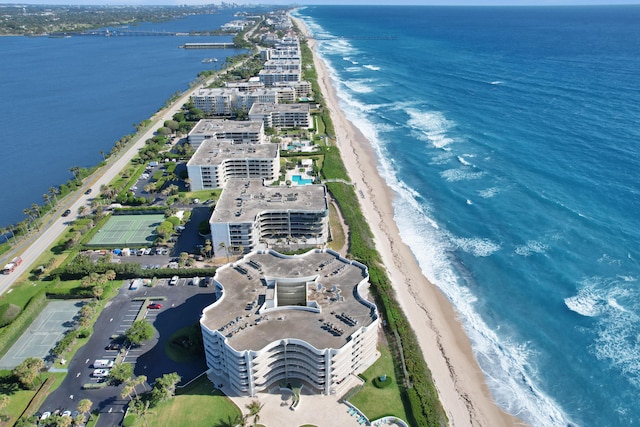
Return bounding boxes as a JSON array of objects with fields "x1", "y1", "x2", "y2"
[{"x1": 148, "y1": 303, "x2": 162, "y2": 309}]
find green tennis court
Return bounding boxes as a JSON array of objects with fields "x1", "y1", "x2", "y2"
[{"x1": 89, "y1": 214, "x2": 164, "y2": 247}]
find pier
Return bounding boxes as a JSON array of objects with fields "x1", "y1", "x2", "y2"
[{"x1": 180, "y1": 42, "x2": 236, "y2": 49}]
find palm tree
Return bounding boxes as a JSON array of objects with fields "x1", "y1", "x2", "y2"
[
  {"x1": 77, "y1": 399, "x2": 92, "y2": 421},
  {"x1": 245, "y1": 400, "x2": 264, "y2": 427},
  {"x1": 69, "y1": 166, "x2": 80, "y2": 181},
  {"x1": 43, "y1": 193, "x2": 53, "y2": 210},
  {"x1": 218, "y1": 242, "x2": 228, "y2": 262},
  {"x1": 92, "y1": 286, "x2": 104, "y2": 300},
  {"x1": 120, "y1": 383, "x2": 134, "y2": 402},
  {"x1": 204, "y1": 239, "x2": 213, "y2": 259},
  {"x1": 132, "y1": 399, "x2": 155, "y2": 427},
  {"x1": 77, "y1": 205, "x2": 87, "y2": 216},
  {"x1": 49, "y1": 186, "x2": 59, "y2": 204}
]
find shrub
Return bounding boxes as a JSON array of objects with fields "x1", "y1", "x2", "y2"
[
  {"x1": 373, "y1": 375, "x2": 393, "y2": 389},
  {"x1": 0, "y1": 303, "x2": 21, "y2": 327}
]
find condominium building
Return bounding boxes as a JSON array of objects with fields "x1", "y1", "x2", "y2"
[
  {"x1": 235, "y1": 87, "x2": 295, "y2": 111},
  {"x1": 187, "y1": 139, "x2": 279, "y2": 191},
  {"x1": 258, "y1": 68, "x2": 301, "y2": 86},
  {"x1": 226, "y1": 79, "x2": 265, "y2": 92},
  {"x1": 248, "y1": 103, "x2": 311, "y2": 129},
  {"x1": 188, "y1": 119, "x2": 265, "y2": 150},
  {"x1": 274, "y1": 81, "x2": 312, "y2": 99},
  {"x1": 209, "y1": 179, "x2": 329, "y2": 252},
  {"x1": 192, "y1": 88, "x2": 240, "y2": 116},
  {"x1": 201, "y1": 249, "x2": 380, "y2": 397},
  {"x1": 263, "y1": 59, "x2": 302, "y2": 73}
]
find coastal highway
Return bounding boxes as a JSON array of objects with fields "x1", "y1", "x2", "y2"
[{"x1": 0, "y1": 75, "x2": 218, "y2": 297}]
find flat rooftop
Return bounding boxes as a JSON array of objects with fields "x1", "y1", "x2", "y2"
[
  {"x1": 249, "y1": 103, "x2": 310, "y2": 115},
  {"x1": 189, "y1": 119, "x2": 264, "y2": 137},
  {"x1": 201, "y1": 250, "x2": 377, "y2": 351},
  {"x1": 211, "y1": 179, "x2": 327, "y2": 223},
  {"x1": 188, "y1": 139, "x2": 278, "y2": 167}
]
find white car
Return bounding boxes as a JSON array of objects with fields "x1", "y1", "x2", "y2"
[
  {"x1": 62, "y1": 410, "x2": 72, "y2": 417},
  {"x1": 41, "y1": 412, "x2": 51, "y2": 420},
  {"x1": 92, "y1": 368, "x2": 110, "y2": 377}
]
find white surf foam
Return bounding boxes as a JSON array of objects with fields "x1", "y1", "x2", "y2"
[
  {"x1": 441, "y1": 168, "x2": 485, "y2": 182},
  {"x1": 515, "y1": 240, "x2": 549, "y2": 257},
  {"x1": 294, "y1": 11, "x2": 571, "y2": 425},
  {"x1": 405, "y1": 108, "x2": 457, "y2": 149},
  {"x1": 363, "y1": 64, "x2": 380, "y2": 71},
  {"x1": 489, "y1": 80, "x2": 504, "y2": 85},
  {"x1": 344, "y1": 79, "x2": 374, "y2": 94},
  {"x1": 451, "y1": 236, "x2": 501, "y2": 257},
  {"x1": 565, "y1": 288, "x2": 603, "y2": 317},
  {"x1": 479, "y1": 186, "x2": 501, "y2": 198},
  {"x1": 457, "y1": 155, "x2": 472, "y2": 166},
  {"x1": 571, "y1": 276, "x2": 640, "y2": 388}
]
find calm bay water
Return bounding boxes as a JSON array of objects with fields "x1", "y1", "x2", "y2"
[
  {"x1": 0, "y1": 9, "x2": 244, "y2": 228},
  {"x1": 294, "y1": 6, "x2": 640, "y2": 427}
]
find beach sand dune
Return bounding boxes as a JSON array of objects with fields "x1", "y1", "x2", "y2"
[{"x1": 291, "y1": 14, "x2": 525, "y2": 427}]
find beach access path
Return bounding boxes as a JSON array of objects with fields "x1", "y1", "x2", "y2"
[{"x1": 291, "y1": 14, "x2": 526, "y2": 427}]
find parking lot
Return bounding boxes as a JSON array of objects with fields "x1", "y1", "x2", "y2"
[{"x1": 40, "y1": 277, "x2": 216, "y2": 426}]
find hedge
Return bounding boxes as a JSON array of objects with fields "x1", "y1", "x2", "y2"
[{"x1": 0, "y1": 292, "x2": 48, "y2": 359}]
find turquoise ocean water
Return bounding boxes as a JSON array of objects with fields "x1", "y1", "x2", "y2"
[{"x1": 294, "y1": 6, "x2": 640, "y2": 427}]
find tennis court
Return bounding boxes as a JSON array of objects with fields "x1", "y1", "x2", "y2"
[
  {"x1": 0, "y1": 300, "x2": 85, "y2": 369},
  {"x1": 89, "y1": 214, "x2": 164, "y2": 247}
]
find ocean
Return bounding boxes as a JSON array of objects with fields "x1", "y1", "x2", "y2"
[
  {"x1": 293, "y1": 5, "x2": 640, "y2": 427},
  {"x1": 0, "y1": 9, "x2": 246, "y2": 229}
]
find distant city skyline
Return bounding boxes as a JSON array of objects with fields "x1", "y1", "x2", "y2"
[{"x1": 1, "y1": 0, "x2": 640, "y2": 6}]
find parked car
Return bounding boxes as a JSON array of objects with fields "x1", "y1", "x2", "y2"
[
  {"x1": 105, "y1": 342, "x2": 122, "y2": 351},
  {"x1": 148, "y1": 303, "x2": 162, "y2": 309},
  {"x1": 169, "y1": 275, "x2": 179, "y2": 286},
  {"x1": 92, "y1": 369, "x2": 110, "y2": 377},
  {"x1": 41, "y1": 412, "x2": 51, "y2": 420},
  {"x1": 62, "y1": 410, "x2": 72, "y2": 417}
]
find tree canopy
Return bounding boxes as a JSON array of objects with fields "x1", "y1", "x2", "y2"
[{"x1": 125, "y1": 319, "x2": 155, "y2": 346}]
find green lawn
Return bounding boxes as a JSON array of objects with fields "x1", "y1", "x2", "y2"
[
  {"x1": 349, "y1": 344, "x2": 409, "y2": 423},
  {"x1": 132, "y1": 376, "x2": 241, "y2": 427}
]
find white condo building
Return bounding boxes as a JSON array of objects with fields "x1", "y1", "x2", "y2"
[
  {"x1": 187, "y1": 139, "x2": 279, "y2": 191},
  {"x1": 192, "y1": 88, "x2": 240, "y2": 116},
  {"x1": 258, "y1": 68, "x2": 301, "y2": 86},
  {"x1": 209, "y1": 179, "x2": 329, "y2": 252},
  {"x1": 188, "y1": 119, "x2": 265, "y2": 150},
  {"x1": 249, "y1": 103, "x2": 311, "y2": 129},
  {"x1": 201, "y1": 249, "x2": 380, "y2": 397}
]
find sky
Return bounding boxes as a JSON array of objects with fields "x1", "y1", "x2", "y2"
[{"x1": 1, "y1": 0, "x2": 639, "y2": 5}]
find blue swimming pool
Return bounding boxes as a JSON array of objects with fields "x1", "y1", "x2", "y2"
[{"x1": 292, "y1": 175, "x2": 314, "y2": 185}]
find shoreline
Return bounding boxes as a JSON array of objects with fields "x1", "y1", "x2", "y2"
[{"x1": 292, "y1": 14, "x2": 525, "y2": 427}]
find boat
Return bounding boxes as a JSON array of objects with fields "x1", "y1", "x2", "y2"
[{"x1": 201, "y1": 58, "x2": 218, "y2": 63}]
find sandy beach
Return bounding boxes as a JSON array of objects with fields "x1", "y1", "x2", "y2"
[{"x1": 292, "y1": 14, "x2": 525, "y2": 427}]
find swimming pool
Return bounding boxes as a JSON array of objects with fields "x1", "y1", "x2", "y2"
[{"x1": 292, "y1": 175, "x2": 314, "y2": 185}]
